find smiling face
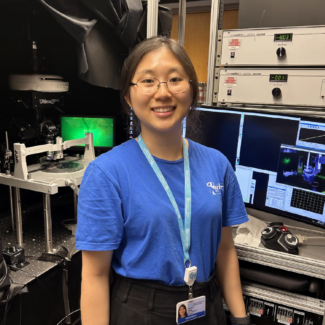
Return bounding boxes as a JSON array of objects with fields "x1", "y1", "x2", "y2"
[
  {"x1": 125, "y1": 47, "x2": 193, "y2": 137},
  {"x1": 179, "y1": 306, "x2": 186, "y2": 317}
]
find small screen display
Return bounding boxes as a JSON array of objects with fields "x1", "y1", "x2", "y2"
[
  {"x1": 61, "y1": 116, "x2": 114, "y2": 148},
  {"x1": 270, "y1": 74, "x2": 288, "y2": 82},
  {"x1": 274, "y1": 33, "x2": 293, "y2": 41}
]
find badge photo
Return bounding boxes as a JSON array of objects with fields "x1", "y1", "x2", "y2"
[{"x1": 176, "y1": 296, "x2": 206, "y2": 324}]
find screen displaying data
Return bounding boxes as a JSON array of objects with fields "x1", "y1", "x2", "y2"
[
  {"x1": 187, "y1": 108, "x2": 325, "y2": 229},
  {"x1": 61, "y1": 116, "x2": 114, "y2": 149}
]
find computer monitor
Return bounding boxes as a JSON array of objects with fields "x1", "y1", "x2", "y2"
[
  {"x1": 60, "y1": 115, "x2": 114, "y2": 151},
  {"x1": 187, "y1": 108, "x2": 325, "y2": 229}
]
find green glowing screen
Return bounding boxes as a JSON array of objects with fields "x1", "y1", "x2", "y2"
[
  {"x1": 282, "y1": 158, "x2": 291, "y2": 165},
  {"x1": 61, "y1": 116, "x2": 114, "y2": 147}
]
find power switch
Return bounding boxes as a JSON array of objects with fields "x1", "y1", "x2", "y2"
[
  {"x1": 230, "y1": 52, "x2": 236, "y2": 58},
  {"x1": 227, "y1": 89, "x2": 232, "y2": 96}
]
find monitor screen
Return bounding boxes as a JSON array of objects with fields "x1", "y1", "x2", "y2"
[
  {"x1": 187, "y1": 108, "x2": 325, "y2": 229},
  {"x1": 60, "y1": 116, "x2": 114, "y2": 149}
]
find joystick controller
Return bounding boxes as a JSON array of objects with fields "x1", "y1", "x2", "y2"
[{"x1": 261, "y1": 222, "x2": 299, "y2": 255}]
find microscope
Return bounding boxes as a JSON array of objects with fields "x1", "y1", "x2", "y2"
[{"x1": 0, "y1": 29, "x2": 95, "y2": 255}]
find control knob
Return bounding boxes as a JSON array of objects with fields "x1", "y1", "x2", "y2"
[
  {"x1": 276, "y1": 47, "x2": 286, "y2": 58},
  {"x1": 7, "y1": 246, "x2": 16, "y2": 253},
  {"x1": 272, "y1": 88, "x2": 282, "y2": 98},
  {"x1": 261, "y1": 227, "x2": 276, "y2": 239},
  {"x1": 284, "y1": 233, "x2": 299, "y2": 248}
]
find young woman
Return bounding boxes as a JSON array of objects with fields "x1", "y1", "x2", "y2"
[
  {"x1": 178, "y1": 304, "x2": 188, "y2": 318},
  {"x1": 76, "y1": 37, "x2": 250, "y2": 325}
]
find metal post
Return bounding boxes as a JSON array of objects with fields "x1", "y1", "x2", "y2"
[
  {"x1": 13, "y1": 187, "x2": 23, "y2": 245},
  {"x1": 147, "y1": 0, "x2": 159, "y2": 38},
  {"x1": 9, "y1": 187, "x2": 15, "y2": 231},
  {"x1": 73, "y1": 192, "x2": 78, "y2": 221},
  {"x1": 43, "y1": 193, "x2": 53, "y2": 253},
  {"x1": 178, "y1": 0, "x2": 186, "y2": 46},
  {"x1": 206, "y1": 0, "x2": 221, "y2": 106},
  {"x1": 5, "y1": 132, "x2": 15, "y2": 231},
  {"x1": 218, "y1": 0, "x2": 225, "y2": 30}
]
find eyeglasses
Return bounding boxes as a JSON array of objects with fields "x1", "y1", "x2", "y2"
[{"x1": 130, "y1": 76, "x2": 192, "y2": 95}]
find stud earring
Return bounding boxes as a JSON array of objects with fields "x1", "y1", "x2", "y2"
[{"x1": 129, "y1": 107, "x2": 133, "y2": 139}]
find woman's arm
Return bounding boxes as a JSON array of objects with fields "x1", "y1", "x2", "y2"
[
  {"x1": 81, "y1": 250, "x2": 113, "y2": 325},
  {"x1": 216, "y1": 227, "x2": 246, "y2": 317}
]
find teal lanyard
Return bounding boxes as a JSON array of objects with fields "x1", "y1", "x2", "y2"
[{"x1": 137, "y1": 134, "x2": 192, "y2": 265}]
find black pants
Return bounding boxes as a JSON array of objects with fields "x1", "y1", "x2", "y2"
[{"x1": 110, "y1": 271, "x2": 227, "y2": 325}]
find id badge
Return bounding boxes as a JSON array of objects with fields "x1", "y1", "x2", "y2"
[{"x1": 176, "y1": 296, "x2": 206, "y2": 324}]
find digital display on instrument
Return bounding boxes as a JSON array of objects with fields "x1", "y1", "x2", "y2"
[
  {"x1": 274, "y1": 33, "x2": 293, "y2": 41},
  {"x1": 270, "y1": 74, "x2": 288, "y2": 82},
  {"x1": 61, "y1": 116, "x2": 114, "y2": 149}
]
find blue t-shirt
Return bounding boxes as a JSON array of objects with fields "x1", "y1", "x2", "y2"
[{"x1": 76, "y1": 139, "x2": 248, "y2": 285}]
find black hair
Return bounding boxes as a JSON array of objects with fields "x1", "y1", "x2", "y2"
[
  {"x1": 178, "y1": 304, "x2": 188, "y2": 318},
  {"x1": 120, "y1": 36, "x2": 200, "y2": 135}
]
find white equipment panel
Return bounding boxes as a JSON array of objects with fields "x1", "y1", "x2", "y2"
[
  {"x1": 9, "y1": 74, "x2": 69, "y2": 92},
  {"x1": 214, "y1": 68, "x2": 325, "y2": 107},
  {"x1": 217, "y1": 26, "x2": 325, "y2": 67}
]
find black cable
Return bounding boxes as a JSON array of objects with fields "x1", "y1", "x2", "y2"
[
  {"x1": 26, "y1": 253, "x2": 70, "y2": 287},
  {"x1": 56, "y1": 309, "x2": 80, "y2": 325}
]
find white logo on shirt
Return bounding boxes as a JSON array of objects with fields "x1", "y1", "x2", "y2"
[{"x1": 207, "y1": 182, "x2": 224, "y2": 195}]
